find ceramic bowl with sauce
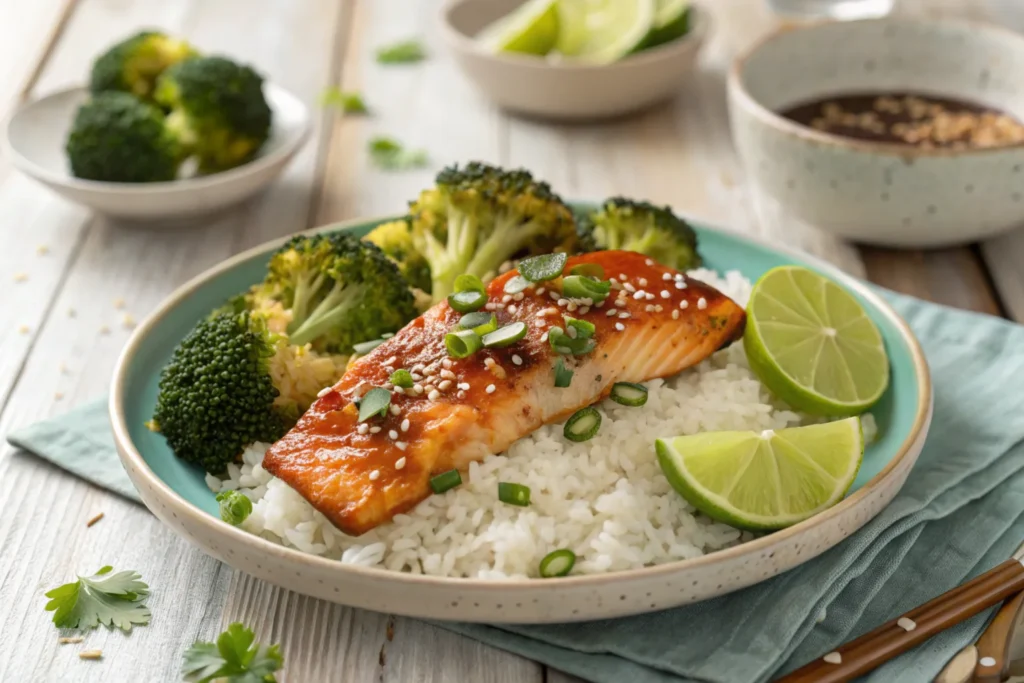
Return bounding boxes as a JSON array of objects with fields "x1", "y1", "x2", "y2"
[{"x1": 727, "y1": 17, "x2": 1024, "y2": 248}]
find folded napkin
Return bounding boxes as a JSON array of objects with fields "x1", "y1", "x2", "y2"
[{"x1": 9, "y1": 291, "x2": 1024, "y2": 683}]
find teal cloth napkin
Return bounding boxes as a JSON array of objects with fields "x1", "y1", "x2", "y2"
[{"x1": 8, "y1": 291, "x2": 1024, "y2": 683}]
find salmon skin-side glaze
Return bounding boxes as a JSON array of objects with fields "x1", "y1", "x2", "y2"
[{"x1": 263, "y1": 250, "x2": 747, "y2": 536}]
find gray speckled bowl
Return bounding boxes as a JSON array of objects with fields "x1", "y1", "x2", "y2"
[{"x1": 728, "y1": 18, "x2": 1024, "y2": 248}]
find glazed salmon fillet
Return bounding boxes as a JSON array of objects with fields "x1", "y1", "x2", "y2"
[{"x1": 262, "y1": 250, "x2": 746, "y2": 535}]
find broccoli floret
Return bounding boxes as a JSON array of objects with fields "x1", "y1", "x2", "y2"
[
  {"x1": 260, "y1": 233, "x2": 416, "y2": 353},
  {"x1": 577, "y1": 197, "x2": 702, "y2": 271},
  {"x1": 408, "y1": 162, "x2": 580, "y2": 303},
  {"x1": 155, "y1": 56, "x2": 272, "y2": 173},
  {"x1": 364, "y1": 218, "x2": 432, "y2": 293},
  {"x1": 153, "y1": 310, "x2": 293, "y2": 474},
  {"x1": 66, "y1": 91, "x2": 183, "y2": 182},
  {"x1": 89, "y1": 31, "x2": 198, "y2": 101}
]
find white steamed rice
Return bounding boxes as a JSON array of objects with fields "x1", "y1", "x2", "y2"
[{"x1": 208, "y1": 269, "x2": 876, "y2": 579}]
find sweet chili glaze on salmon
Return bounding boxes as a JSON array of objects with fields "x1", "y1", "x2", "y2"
[{"x1": 262, "y1": 251, "x2": 746, "y2": 536}]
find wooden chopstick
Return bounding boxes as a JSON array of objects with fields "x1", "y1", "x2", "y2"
[
  {"x1": 775, "y1": 558, "x2": 1024, "y2": 683},
  {"x1": 972, "y1": 590, "x2": 1024, "y2": 683}
]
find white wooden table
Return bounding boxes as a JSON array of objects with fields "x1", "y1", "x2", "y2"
[{"x1": 2, "y1": 1, "x2": 1023, "y2": 681}]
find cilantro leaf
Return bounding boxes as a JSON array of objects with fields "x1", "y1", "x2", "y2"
[
  {"x1": 319, "y1": 87, "x2": 369, "y2": 114},
  {"x1": 376, "y1": 39, "x2": 426, "y2": 64},
  {"x1": 44, "y1": 566, "x2": 151, "y2": 632},
  {"x1": 368, "y1": 136, "x2": 428, "y2": 171},
  {"x1": 182, "y1": 622, "x2": 283, "y2": 683}
]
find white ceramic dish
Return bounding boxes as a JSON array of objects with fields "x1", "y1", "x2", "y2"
[
  {"x1": 728, "y1": 17, "x2": 1024, "y2": 248},
  {"x1": 110, "y1": 215, "x2": 932, "y2": 624},
  {"x1": 441, "y1": 0, "x2": 708, "y2": 121},
  {"x1": 3, "y1": 84, "x2": 310, "y2": 223}
]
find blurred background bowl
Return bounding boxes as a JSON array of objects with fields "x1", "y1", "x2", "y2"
[
  {"x1": 441, "y1": 0, "x2": 708, "y2": 121},
  {"x1": 728, "y1": 17, "x2": 1024, "y2": 248},
  {"x1": 3, "y1": 83, "x2": 310, "y2": 224}
]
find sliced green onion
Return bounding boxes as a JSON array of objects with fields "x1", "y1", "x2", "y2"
[
  {"x1": 454, "y1": 273, "x2": 486, "y2": 294},
  {"x1": 564, "y1": 406, "x2": 601, "y2": 442},
  {"x1": 390, "y1": 369, "x2": 414, "y2": 388},
  {"x1": 574, "y1": 339, "x2": 596, "y2": 355},
  {"x1": 481, "y1": 322, "x2": 527, "y2": 348},
  {"x1": 569, "y1": 263, "x2": 605, "y2": 279},
  {"x1": 562, "y1": 275, "x2": 611, "y2": 303},
  {"x1": 519, "y1": 253, "x2": 567, "y2": 283},
  {"x1": 564, "y1": 317, "x2": 596, "y2": 340},
  {"x1": 445, "y1": 329, "x2": 483, "y2": 358},
  {"x1": 430, "y1": 469, "x2": 462, "y2": 494},
  {"x1": 554, "y1": 358, "x2": 573, "y2": 388},
  {"x1": 549, "y1": 327, "x2": 595, "y2": 356},
  {"x1": 539, "y1": 549, "x2": 576, "y2": 578},
  {"x1": 503, "y1": 275, "x2": 530, "y2": 294},
  {"x1": 610, "y1": 382, "x2": 648, "y2": 407},
  {"x1": 216, "y1": 490, "x2": 252, "y2": 526},
  {"x1": 498, "y1": 482, "x2": 531, "y2": 506},
  {"x1": 357, "y1": 387, "x2": 392, "y2": 422},
  {"x1": 353, "y1": 337, "x2": 387, "y2": 354},
  {"x1": 459, "y1": 311, "x2": 498, "y2": 335},
  {"x1": 448, "y1": 289, "x2": 487, "y2": 313}
]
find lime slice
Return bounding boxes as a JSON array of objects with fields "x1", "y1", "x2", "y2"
[
  {"x1": 656, "y1": 418, "x2": 864, "y2": 530},
  {"x1": 479, "y1": 0, "x2": 561, "y2": 56},
  {"x1": 744, "y1": 266, "x2": 889, "y2": 416},
  {"x1": 555, "y1": 0, "x2": 588, "y2": 55},
  {"x1": 633, "y1": 0, "x2": 690, "y2": 52},
  {"x1": 568, "y1": 0, "x2": 656, "y2": 64}
]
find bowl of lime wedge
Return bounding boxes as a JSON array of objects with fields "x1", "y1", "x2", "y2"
[{"x1": 441, "y1": 0, "x2": 708, "y2": 120}]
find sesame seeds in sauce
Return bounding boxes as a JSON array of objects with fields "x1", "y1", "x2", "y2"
[
  {"x1": 358, "y1": 423, "x2": 369, "y2": 435},
  {"x1": 395, "y1": 456, "x2": 407, "y2": 469},
  {"x1": 615, "y1": 322, "x2": 625, "y2": 331},
  {"x1": 395, "y1": 442, "x2": 408, "y2": 451},
  {"x1": 428, "y1": 389, "x2": 440, "y2": 400},
  {"x1": 370, "y1": 426, "x2": 382, "y2": 434},
  {"x1": 512, "y1": 354, "x2": 523, "y2": 366},
  {"x1": 389, "y1": 404, "x2": 400, "y2": 415},
  {"x1": 401, "y1": 418, "x2": 411, "y2": 432},
  {"x1": 368, "y1": 469, "x2": 381, "y2": 481},
  {"x1": 438, "y1": 379, "x2": 453, "y2": 390},
  {"x1": 485, "y1": 384, "x2": 496, "y2": 394},
  {"x1": 697, "y1": 297, "x2": 707, "y2": 310},
  {"x1": 388, "y1": 430, "x2": 399, "y2": 440}
]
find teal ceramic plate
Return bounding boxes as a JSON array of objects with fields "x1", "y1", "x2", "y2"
[{"x1": 110, "y1": 214, "x2": 932, "y2": 623}]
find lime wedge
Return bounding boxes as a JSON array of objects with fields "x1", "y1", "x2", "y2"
[
  {"x1": 656, "y1": 418, "x2": 864, "y2": 530},
  {"x1": 479, "y1": 0, "x2": 561, "y2": 56},
  {"x1": 568, "y1": 0, "x2": 656, "y2": 64},
  {"x1": 744, "y1": 266, "x2": 889, "y2": 416},
  {"x1": 555, "y1": 0, "x2": 588, "y2": 55},
  {"x1": 633, "y1": 0, "x2": 690, "y2": 52}
]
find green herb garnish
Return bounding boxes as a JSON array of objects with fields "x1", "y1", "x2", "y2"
[
  {"x1": 216, "y1": 490, "x2": 253, "y2": 526},
  {"x1": 569, "y1": 263, "x2": 605, "y2": 279},
  {"x1": 564, "y1": 317, "x2": 596, "y2": 340},
  {"x1": 554, "y1": 358, "x2": 573, "y2": 388},
  {"x1": 357, "y1": 387, "x2": 392, "y2": 422},
  {"x1": 376, "y1": 39, "x2": 426, "y2": 64},
  {"x1": 448, "y1": 289, "x2": 487, "y2": 313},
  {"x1": 481, "y1": 322, "x2": 528, "y2": 348},
  {"x1": 319, "y1": 87, "x2": 369, "y2": 114},
  {"x1": 390, "y1": 369, "x2": 414, "y2": 388},
  {"x1": 519, "y1": 253, "x2": 567, "y2": 283},
  {"x1": 561, "y1": 274, "x2": 611, "y2": 303},
  {"x1": 182, "y1": 622, "x2": 283, "y2": 683},
  {"x1": 430, "y1": 469, "x2": 462, "y2": 494},
  {"x1": 459, "y1": 311, "x2": 498, "y2": 335},
  {"x1": 454, "y1": 273, "x2": 486, "y2": 293},
  {"x1": 503, "y1": 275, "x2": 530, "y2": 294},
  {"x1": 368, "y1": 136, "x2": 428, "y2": 170},
  {"x1": 610, "y1": 382, "x2": 648, "y2": 407},
  {"x1": 539, "y1": 549, "x2": 576, "y2": 578},
  {"x1": 445, "y1": 329, "x2": 483, "y2": 358},
  {"x1": 564, "y1": 406, "x2": 601, "y2": 442},
  {"x1": 498, "y1": 482, "x2": 531, "y2": 506},
  {"x1": 44, "y1": 566, "x2": 151, "y2": 632}
]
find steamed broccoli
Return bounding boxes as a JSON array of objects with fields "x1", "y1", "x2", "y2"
[
  {"x1": 577, "y1": 197, "x2": 701, "y2": 271},
  {"x1": 66, "y1": 91, "x2": 184, "y2": 182},
  {"x1": 155, "y1": 56, "x2": 272, "y2": 173},
  {"x1": 364, "y1": 218, "x2": 432, "y2": 293},
  {"x1": 153, "y1": 310, "x2": 294, "y2": 474},
  {"x1": 259, "y1": 233, "x2": 417, "y2": 353},
  {"x1": 89, "y1": 31, "x2": 198, "y2": 101},
  {"x1": 408, "y1": 162, "x2": 580, "y2": 303}
]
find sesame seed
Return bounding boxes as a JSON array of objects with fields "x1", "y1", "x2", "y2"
[
  {"x1": 428, "y1": 389, "x2": 440, "y2": 400},
  {"x1": 395, "y1": 456, "x2": 407, "y2": 468},
  {"x1": 384, "y1": 366, "x2": 395, "y2": 375},
  {"x1": 390, "y1": 404, "x2": 401, "y2": 415},
  {"x1": 675, "y1": 281, "x2": 686, "y2": 290},
  {"x1": 606, "y1": 309, "x2": 618, "y2": 316},
  {"x1": 438, "y1": 379, "x2": 452, "y2": 390},
  {"x1": 413, "y1": 384, "x2": 424, "y2": 395},
  {"x1": 541, "y1": 332, "x2": 549, "y2": 342},
  {"x1": 383, "y1": 356, "x2": 397, "y2": 366},
  {"x1": 697, "y1": 297, "x2": 707, "y2": 310},
  {"x1": 384, "y1": 382, "x2": 395, "y2": 391},
  {"x1": 484, "y1": 357, "x2": 496, "y2": 367},
  {"x1": 388, "y1": 430, "x2": 399, "y2": 440},
  {"x1": 672, "y1": 310, "x2": 680, "y2": 319},
  {"x1": 440, "y1": 369, "x2": 456, "y2": 380},
  {"x1": 412, "y1": 364, "x2": 424, "y2": 373},
  {"x1": 644, "y1": 292, "x2": 655, "y2": 300},
  {"x1": 507, "y1": 304, "x2": 517, "y2": 314},
  {"x1": 485, "y1": 384, "x2": 496, "y2": 394},
  {"x1": 579, "y1": 306, "x2": 591, "y2": 315},
  {"x1": 370, "y1": 426, "x2": 382, "y2": 434},
  {"x1": 549, "y1": 291, "x2": 559, "y2": 300},
  {"x1": 567, "y1": 302, "x2": 577, "y2": 312},
  {"x1": 662, "y1": 273, "x2": 673, "y2": 281},
  {"x1": 13, "y1": 272, "x2": 27, "y2": 283},
  {"x1": 536, "y1": 287, "x2": 546, "y2": 295},
  {"x1": 514, "y1": 292, "x2": 524, "y2": 301},
  {"x1": 645, "y1": 258, "x2": 654, "y2": 266},
  {"x1": 537, "y1": 309, "x2": 547, "y2": 317},
  {"x1": 358, "y1": 424, "x2": 369, "y2": 435},
  {"x1": 502, "y1": 295, "x2": 512, "y2": 303},
  {"x1": 596, "y1": 301, "x2": 604, "y2": 308},
  {"x1": 485, "y1": 303, "x2": 497, "y2": 311},
  {"x1": 645, "y1": 304, "x2": 655, "y2": 312},
  {"x1": 317, "y1": 387, "x2": 331, "y2": 398},
  {"x1": 624, "y1": 283, "x2": 636, "y2": 293},
  {"x1": 512, "y1": 354, "x2": 523, "y2": 366},
  {"x1": 369, "y1": 470, "x2": 380, "y2": 481},
  {"x1": 535, "y1": 320, "x2": 545, "y2": 328},
  {"x1": 457, "y1": 390, "x2": 466, "y2": 399},
  {"x1": 639, "y1": 277, "x2": 648, "y2": 286},
  {"x1": 411, "y1": 373, "x2": 422, "y2": 381},
  {"x1": 457, "y1": 382, "x2": 470, "y2": 390},
  {"x1": 619, "y1": 312, "x2": 630, "y2": 319},
  {"x1": 615, "y1": 322, "x2": 625, "y2": 331},
  {"x1": 557, "y1": 298, "x2": 569, "y2": 307},
  {"x1": 633, "y1": 291, "x2": 645, "y2": 300},
  {"x1": 660, "y1": 290, "x2": 671, "y2": 299},
  {"x1": 655, "y1": 305, "x2": 663, "y2": 312},
  {"x1": 495, "y1": 303, "x2": 505, "y2": 310},
  {"x1": 567, "y1": 326, "x2": 577, "y2": 339},
  {"x1": 401, "y1": 419, "x2": 410, "y2": 432},
  {"x1": 424, "y1": 366, "x2": 437, "y2": 376},
  {"x1": 442, "y1": 358, "x2": 452, "y2": 369},
  {"x1": 680, "y1": 300, "x2": 689, "y2": 309},
  {"x1": 619, "y1": 273, "x2": 628, "y2": 280}
]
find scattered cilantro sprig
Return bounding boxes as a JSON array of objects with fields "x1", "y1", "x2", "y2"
[
  {"x1": 320, "y1": 87, "x2": 369, "y2": 114},
  {"x1": 44, "y1": 566, "x2": 151, "y2": 632},
  {"x1": 368, "y1": 136, "x2": 428, "y2": 171},
  {"x1": 182, "y1": 622, "x2": 283, "y2": 683},
  {"x1": 376, "y1": 39, "x2": 426, "y2": 64}
]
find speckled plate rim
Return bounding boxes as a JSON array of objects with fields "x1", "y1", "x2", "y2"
[
  {"x1": 109, "y1": 215, "x2": 931, "y2": 618},
  {"x1": 728, "y1": 15, "x2": 1024, "y2": 158}
]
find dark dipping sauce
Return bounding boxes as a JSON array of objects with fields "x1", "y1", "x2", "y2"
[{"x1": 780, "y1": 92, "x2": 1024, "y2": 150}]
